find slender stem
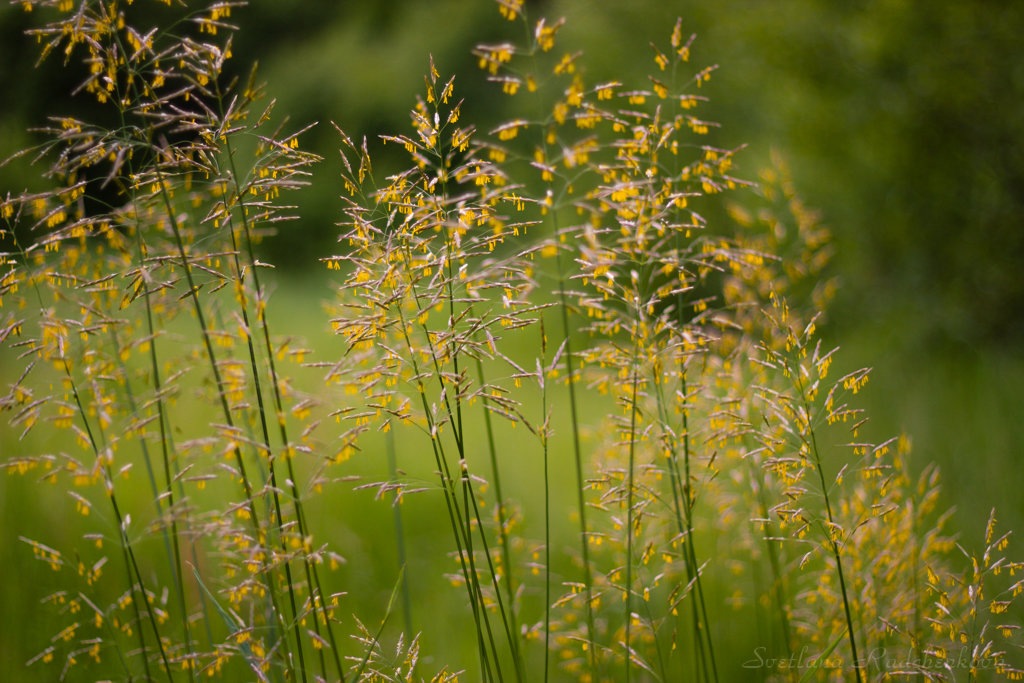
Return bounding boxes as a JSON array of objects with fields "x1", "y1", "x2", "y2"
[
  {"x1": 14, "y1": 235, "x2": 174, "y2": 681},
  {"x1": 474, "y1": 355, "x2": 521, "y2": 670},
  {"x1": 680, "y1": 370, "x2": 718, "y2": 683},
  {"x1": 392, "y1": 286, "x2": 498, "y2": 681},
  {"x1": 795, "y1": 358, "x2": 863, "y2": 683},
  {"x1": 112, "y1": 324, "x2": 196, "y2": 672},
  {"x1": 462, "y1": 445, "x2": 521, "y2": 679},
  {"x1": 108, "y1": 133, "x2": 197, "y2": 678},
  {"x1": 217, "y1": 130, "x2": 309, "y2": 683},
  {"x1": 624, "y1": 361, "x2": 640, "y2": 683},
  {"x1": 229, "y1": 173, "x2": 346, "y2": 680},
  {"x1": 386, "y1": 428, "x2": 414, "y2": 638},
  {"x1": 539, "y1": 323, "x2": 552, "y2": 683},
  {"x1": 154, "y1": 163, "x2": 293, "y2": 672},
  {"x1": 461, "y1": 464, "x2": 506, "y2": 683},
  {"x1": 61, "y1": 356, "x2": 175, "y2": 682},
  {"x1": 522, "y1": 24, "x2": 598, "y2": 664},
  {"x1": 810, "y1": 429, "x2": 863, "y2": 682},
  {"x1": 554, "y1": 244, "x2": 598, "y2": 675},
  {"x1": 750, "y1": 460, "x2": 793, "y2": 663}
]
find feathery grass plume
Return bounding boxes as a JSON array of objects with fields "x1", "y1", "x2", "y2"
[
  {"x1": 904, "y1": 510, "x2": 1024, "y2": 681},
  {"x1": 715, "y1": 158, "x2": 1024, "y2": 682},
  {"x1": 468, "y1": 8, "x2": 750, "y2": 680},
  {"x1": 330, "y1": 53, "x2": 538, "y2": 682},
  {"x1": 740, "y1": 275, "x2": 979, "y2": 681},
  {"x1": 699, "y1": 156, "x2": 842, "y2": 670},
  {"x1": 744, "y1": 288, "x2": 868, "y2": 681},
  {"x1": 6, "y1": 1, "x2": 1024, "y2": 682},
  {"x1": 1, "y1": 1, "x2": 345, "y2": 680}
]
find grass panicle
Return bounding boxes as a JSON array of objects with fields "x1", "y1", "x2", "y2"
[{"x1": 3, "y1": 1, "x2": 1023, "y2": 682}]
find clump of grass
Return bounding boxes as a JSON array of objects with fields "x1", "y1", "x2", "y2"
[{"x1": 3, "y1": 1, "x2": 1024, "y2": 682}]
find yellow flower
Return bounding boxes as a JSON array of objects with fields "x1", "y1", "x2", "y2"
[
  {"x1": 535, "y1": 17, "x2": 563, "y2": 51},
  {"x1": 494, "y1": 120, "x2": 526, "y2": 141},
  {"x1": 496, "y1": 0, "x2": 522, "y2": 21},
  {"x1": 554, "y1": 53, "x2": 577, "y2": 75}
]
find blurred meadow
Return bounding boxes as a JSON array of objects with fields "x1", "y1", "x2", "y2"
[{"x1": 2, "y1": 0, "x2": 1024, "y2": 681}]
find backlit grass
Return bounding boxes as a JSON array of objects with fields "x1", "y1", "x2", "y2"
[{"x1": 3, "y1": 1, "x2": 1024, "y2": 682}]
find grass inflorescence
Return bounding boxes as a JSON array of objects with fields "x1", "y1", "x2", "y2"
[{"x1": 2, "y1": 1, "x2": 1023, "y2": 681}]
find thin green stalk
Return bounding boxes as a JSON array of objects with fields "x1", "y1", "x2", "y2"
[
  {"x1": 539, "y1": 323, "x2": 552, "y2": 683},
  {"x1": 792, "y1": 358, "x2": 862, "y2": 682},
  {"x1": 679, "y1": 371, "x2": 718, "y2": 683},
  {"x1": 776, "y1": 340, "x2": 863, "y2": 683},
  {"x1": 60, "y1": 356, "x2": 174, "y2": 682},
  {"x1": 110, "y1": 324, "x2": 197, "y2": 675},
  {"x1": 435, "y1": 240, "x2": 522, "y2": 680},
  {"x1": 521, "y1": 21, "x2": 598, "y2": 666},
  {"x1": 231, "y1": 240, "x2": 310, "y2": 683},
  {"x1": 753, "y1": 456, "x2": 790, "y2": 663},
  {"x1": 121, "y1": 139, "x2": 198, "y2": 679},
  {"x1": 386, "y1": 427, "x2": 414, "y2": 638},
  {"x1": 351, "y1": 567, "x2": 407, "y2": 681},
  {"x1": 650, "y1": 360, "x2": 692, "y2": 673},
  {"x1": 658, "y1": 49, "x2": 721, "y2": 680},
  {"x1": 15, "y1": 235, "x2": 172, "y2": 680},
  {"x1": 393, "y1": 227, "x2": 521, "y2": 677},
  {"x1": 625, "y1": 361, "x2": 640, "y2": 683},
  {"x1": 661, "y1": 214, "x2": 717, "y2": 683},
  {"x1": 542, "y1": 404, "x2": 552, "y2": 683},
  {"x1": 651, "y1": 350, "x2": 713, "y2": 683},
  {"x1": 461, "y1": 464, "x2": 505, "y2": 683},
  {"x1": 553, "y1": 244, "x2": 598, "y2": 675},
  {"x1": 636, "y1": 583, "x2": 670, "y2": 683},
  {"x1": 432, "y1": 388, "x2": 506, "y2": 682},
  {"x1": 393, "y1": 294, "x2": 498, "y2": 681},
  {"x1": 809, "y1": 429, "x2": 863, "y2": 683},
  {"x1": 153, "y1": 163, "x2": 293, "y2": 672},
  {"x1": 221, "y1": 141, "x2": 346, "y2": 680},
  {"x1": 211, "y1": 78, "x2": 340, "y2": 681},
  {"x1": 750, "y1": 459, "x2": 793, "y2": 665},
  {"x1": 473, "y1": 355, "x2": 521, "y2": 664},
  {"x1": 216, "y1": 151, "x2": 308, "y2": 683},
  {"x1": 443, "y1": 233, "x2": 467, "y2": 458},
  {"x1": 159, "y1": 414, "x2": 218, "y2": 653},
  {"x1": 461, "y1": 455, "x2": 522, "y2": 682}
]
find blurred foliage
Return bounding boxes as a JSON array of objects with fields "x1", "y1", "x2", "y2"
[{"x1": 3, "y1": 0, "x2": 1023, "y2": 349}]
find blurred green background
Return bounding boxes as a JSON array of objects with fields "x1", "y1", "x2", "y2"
[{"x1": 3, "y1": 0, "x2": 1024, "y2": 678}]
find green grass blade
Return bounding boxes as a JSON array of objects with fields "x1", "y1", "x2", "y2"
[{"x1": 798, "y1": 626, "x2": 848, "y2": 683}]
